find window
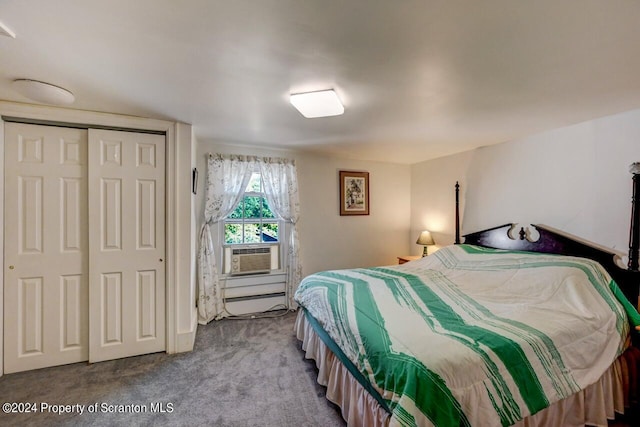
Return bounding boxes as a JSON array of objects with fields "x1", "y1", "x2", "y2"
[{"x1": 224, "y1": 172, "x2": 280, "y2": 244}]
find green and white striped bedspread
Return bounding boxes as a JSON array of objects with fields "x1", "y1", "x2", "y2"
[{"x1": 294, "y1": 244, "x2": 632, "y2": 427}]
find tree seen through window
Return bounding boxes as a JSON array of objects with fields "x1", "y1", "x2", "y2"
[{"x1": 224, "y1": 172, "x2": 279, "y2": 244}]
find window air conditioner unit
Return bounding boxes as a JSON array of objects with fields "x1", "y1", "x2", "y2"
[{"x1": 225, "y1": 245, "x2": 278, "y2": 276}]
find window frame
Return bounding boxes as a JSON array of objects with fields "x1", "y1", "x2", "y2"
[
  {"x1": 218, "y1": 169, "x2": 288, "y2": 276},
  {"x1": 222, "y1": 171, "x2": 283, "y2": 245}
]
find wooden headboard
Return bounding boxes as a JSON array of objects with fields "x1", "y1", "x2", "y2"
[{"x1": 454, "y1": 179, "x2": 640, "y2": 308}]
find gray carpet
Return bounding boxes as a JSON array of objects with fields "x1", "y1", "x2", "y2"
[{"x1": 0, "y1": 311, "x2": 346, "y2": 426}]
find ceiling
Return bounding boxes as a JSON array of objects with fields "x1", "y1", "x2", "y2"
[{"x1": 2, "y1": 0, "x2": 640, "y2": 164}]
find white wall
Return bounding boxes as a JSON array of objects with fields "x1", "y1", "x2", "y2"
[
  {"x1": 195, "y1": 142, "x2": 412, "y2": 277},
  {"x1": 174, "y1": 122, "x2": 198, "y2": 352},
  {"x1": 410, "y1": 108, "x2": 640, "y2": 260},
  {"x1": 296, "y1": 152, "x2": 411, "y2": 273},
  {"x1": 410, "y1": 150, "x2": 473, "y2": 254}
]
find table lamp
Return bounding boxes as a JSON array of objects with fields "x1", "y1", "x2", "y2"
[{"x1": 416, "y1": 230, "x2": 435, "y2": 257}]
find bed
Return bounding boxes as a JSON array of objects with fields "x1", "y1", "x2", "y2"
[{"x1": 294, "y1": 181, "x2": 640, "y2": 427}]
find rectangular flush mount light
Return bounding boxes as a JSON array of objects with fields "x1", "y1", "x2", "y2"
[{"x1": 290, "y1": 89, "x2": 344, "y2": 118}]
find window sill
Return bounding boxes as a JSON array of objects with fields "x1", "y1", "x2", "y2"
[{"x1": 223, "y1": 271, "x2": 286, "y2": 284}]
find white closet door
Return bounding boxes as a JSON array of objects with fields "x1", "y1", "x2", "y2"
[
  {"x1": 88, "y1": 129, "x2": 165, "y2": 362},
  {"x1": 4, "y1": 123, "x2": 89, "y2": 373}
]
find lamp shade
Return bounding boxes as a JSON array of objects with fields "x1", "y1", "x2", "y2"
[{"x1": 416, "y1": 230, "x2": 435, "y2": 246}]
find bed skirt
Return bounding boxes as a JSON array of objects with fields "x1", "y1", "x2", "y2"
[{"x1": 295, "y1": 309, "x2": 633, "y2": 427}]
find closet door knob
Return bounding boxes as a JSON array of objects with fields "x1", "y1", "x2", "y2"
[
  {"x1": 159, "y1": 258, "x2": 163, "y2": 262},
  {"x1": 9, "y1": 265, "x2": 14, "y2": 270}
]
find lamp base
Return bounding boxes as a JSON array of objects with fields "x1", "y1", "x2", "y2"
[{"x1": 422, "y1": 246, "x2": 429, "y2": 257}]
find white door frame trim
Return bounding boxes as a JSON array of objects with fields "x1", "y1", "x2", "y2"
[{"x1": 0, "y1": 101, "x2": 196, "y2": 376}]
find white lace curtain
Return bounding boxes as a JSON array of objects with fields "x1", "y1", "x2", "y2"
[
  {"x1": 258, "y1": 158, "x2": 302, "y2": 310},
  {"x1": 197, "y1": 153, "x2": 302, "y2": 324}
]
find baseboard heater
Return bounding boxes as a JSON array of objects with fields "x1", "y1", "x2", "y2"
[{"x1": 224, "y1": 292, "x2": 286, "y2": 303}]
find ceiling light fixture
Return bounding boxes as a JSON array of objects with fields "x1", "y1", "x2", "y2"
[
  {"x1": 0, "y1": 20, "x2": 15, "y2": 38},
  {"x1": 13, "y1": 79, "x2": 75, "y2": 105},
  {"x1": 290, "y1": 89, "x2": 344, "y2": 118}
]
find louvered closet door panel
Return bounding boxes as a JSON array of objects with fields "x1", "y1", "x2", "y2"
[
  {"x1": 88, "y1": 129, "x2": 165, "y2": 363},
  {"x1": 4, "y1": 123, "x2": 89, "y2": 373}
]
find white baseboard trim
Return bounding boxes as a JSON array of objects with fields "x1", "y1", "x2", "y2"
[{"x1": 174, "y1": 308, "x2": 198, "y2": 353}]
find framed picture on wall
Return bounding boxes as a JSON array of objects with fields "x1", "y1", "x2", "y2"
[{"x1": 339, "y1": 170, "x2": 369, "y2": 215}]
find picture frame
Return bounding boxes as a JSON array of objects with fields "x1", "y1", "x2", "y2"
[{"x1": 339, "y1": 170, "x2": 369, "y2": 215}]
